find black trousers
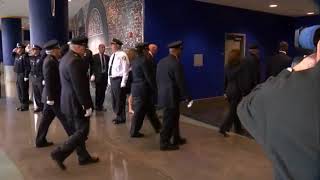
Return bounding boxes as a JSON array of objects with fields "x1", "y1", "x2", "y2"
[
  {"x1": 36, "y1": 103, "x2": 73, "y2": 145},
  {"x1": 111, "y1": 77, "x2": 126, "y2": 122},
  {"x1": 130, "y1": 94, "x2": 161, "y2": 136},
  {"x1": 220, "y1": 97, "x2": 242, "y2": 133},
  {"x1": 52, "y1": 116, "x2": 91, "y2": 162},
  {"x1": 31, "y1": 76, "x2": 43, "y2": 110},
  {"x1": 16, "y1": 73, "x2": 29, "y2": 108},
  {"x1": 95, "y1": 74, "x2": 108, "y2": 108},
  {"x1": 160, "y1": 106, "x2": 181, "y2": 146}
]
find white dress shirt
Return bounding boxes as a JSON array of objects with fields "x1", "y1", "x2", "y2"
[{"x1": 108, "y1": 51, "x2": 129, "y2": 87}]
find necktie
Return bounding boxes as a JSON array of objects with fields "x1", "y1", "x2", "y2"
[
  {"x1": 101, "y1": 54, "x2": 105, "y2": 72},
  {"x1": 108, "y1": 53, "x2": 116, "y2": 76}
]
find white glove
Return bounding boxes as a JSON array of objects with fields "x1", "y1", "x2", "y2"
[
  {"x1": 42, "y1": 80, "x2": 45, "y2": 85},
  {"x1": 47, "y1": 100, "x2": 54, "y2": 105},
  {"x1": 24, "y1": 78, "x2": 29, "y2": 82},
  {"x1": 90, "y1": 75, "x2": 95, "y2": 82},
  {"x1": 84, "y1": 108, "x2": 93, "y2": 117},
  {"x1": 120, "y1": 83, "x2": 126, "y2": 88},
  {"x1": 108, "y1": 78, "x2": 111, "y2": 86},
  {"x1": 187, "y1": 100, "x2": 193, "y2": 108}
]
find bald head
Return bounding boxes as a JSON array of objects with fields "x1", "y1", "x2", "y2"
[{"x1": 148, "y1": 44, "x2": 158, "y2": 56}]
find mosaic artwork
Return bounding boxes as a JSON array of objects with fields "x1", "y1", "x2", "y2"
[{"x1": 71, "y1": 0, "x2": 144, "y2": 54}]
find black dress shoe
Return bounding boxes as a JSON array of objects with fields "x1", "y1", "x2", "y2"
[
  {"x1": 131, "y1": 132, "x2": 145, "y2": 138},
  {"x1": 20, "y1": 107, "x2": 29, "y2": 111},
  {"x1": 34, "y1": 108, "x2": 42, "y2": 113},
  {"x1": 113, "y1": 120, "x2": 126, "y2": 125},
  {"x1": 36, "y1": 141, "x2": 54, "y2": 148},
  {"x1": 173, "y1": 138, "x2": 187, "y2": 145},
  {"x1": 160, "y1": 144, "x2": 179, "y2": 151},
  {"x1": 79, "y1": 156, "x2": 99, "y2": 166},
  {"x1": 95, "y1": 107, "x2": 107, "y2": 112},
  {"x1": 219, "y1": 130, "x2": 230, "y2": 138},
  {"x1": 51, "y1": 151, "x2": 66, "y2": 170},
  {"x1": 16, "y1": 107, "x2": 22, "y2": 111}
]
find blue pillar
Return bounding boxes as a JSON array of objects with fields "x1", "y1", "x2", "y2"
[
  {"x1": 1, "y1": 18, "x2": 22, "y2": 82},
  {"x1": 29, "y1": 0, "x2": 69, "y2": 46}
]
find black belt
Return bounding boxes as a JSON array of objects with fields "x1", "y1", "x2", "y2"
[{"x1": 111, "y1": 76, "x2": 122, "y2": 80}]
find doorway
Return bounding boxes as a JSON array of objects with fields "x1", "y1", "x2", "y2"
[{"x1": 224, "y1": 33, "x2": 246, "y2": 65}]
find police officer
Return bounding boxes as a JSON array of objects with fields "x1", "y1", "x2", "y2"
[
  {"x1": 35, "y1": 40, "x2": 73, "y2": 148},
  {"x1": 107, "y1": 38, "x2": 130, "y2": 124},
  {"x1": 51, "y1": 36, "x2": 98, "y2": 170},
  {"x1": 156, "y1": 40, "x2": 191, "y2": 151},
  {"x1": 12, "y1": 43, "x2": 30, "y2": 111},
  {"x1": 29, "y1": 44, "x2": 44, "y2": 113},
  {"x1": 130, "y1": 42, "x2": 162, "y2": 138}
]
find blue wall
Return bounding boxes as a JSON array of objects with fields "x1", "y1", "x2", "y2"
[
  {"x1": 144, "y1": 0, "x2": 295, "y2": 99},
  {"x1": 294, "y1": 15, "x2": 320, "y2": 28}
]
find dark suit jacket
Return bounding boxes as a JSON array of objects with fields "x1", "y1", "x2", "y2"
[
  {"x1": 266, "y1": 52, "x2": 292, "y2": 77},
  {"x1": 131, "y1": 54, "x2": 156, "y2": 97},
  {"x1": 41, "y1": 55, "x2": 61, "y2": 103},
  {"x1": 90, "y1": 53, "x2": 110, "y2": 83},
  {"x1": 156, "y1": 55, "x2": 189, "y2": 108},
  {"x1": 59, "y1": 51, "x2": 93, "y2": 117},
  {"x1": 238, "y1": 66, "x2": 320, "y2": 180},
  {"x1": 241, "y1": 53, "x2": 260, "y2": 95},
  {"x1": 224, "y1": 64, "x2": 246, "y2": 99}
]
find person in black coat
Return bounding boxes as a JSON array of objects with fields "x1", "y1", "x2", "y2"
[
  {"x1": 35, "y1": 40, "x2": 73, "y2": 148},
  {"x1": 241, "y1": 44, "x2": 261, "y2": 95},
  {"x1": 129, "y1": 42, "x2": 162, "y2": 138},
  {"x1": 237, "y1": 42, "x2": 320, "y2": 180},
  {"x1": 90, "y1": 44, "x2": 109, "y2": 111},
  {"x1": 266, "y1": 41, "x2": 292, "y2": 78},
  {"x1": 219, "y1": 49, "x2": 244, "y2": 137},
  {"x1": 156, "y1": 40, "x2": 191, "y2": 151},
  {"x1": 12, "y1": 43, "x2": 30, "y2": 111},
  {"x1": 51, "y1": 36, "x2": 98, "y2": 170},
  {"x1": 29, "y1": 44, "x2": 44, "y2": 113}
]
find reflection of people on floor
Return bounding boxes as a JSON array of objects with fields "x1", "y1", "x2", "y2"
[
  {"x1": 219, "y1": 49, "x2": 244, "y2": 137},
  {"x1": 110, "y1": 152, "x2": 128, "y2": 180},
  {"x1": 237, "y1": 40, "x2": 320, "y2": 180}
]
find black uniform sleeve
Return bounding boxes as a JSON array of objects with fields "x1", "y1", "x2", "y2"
[
  {"x1": 12, "y1": 52, "x2": 17, "y2": 58},
  {"x1": 237, "y1": 69, "x2": 292, "y2": 144},
  {"x1": 45, "y1": 60, "x2": 56, "y2": 101},
  {"x1": 90, "y1": 54, "x2": 96, "y2": 76},
  {"x1": 142, "y1": 59, "x2": 156, "y2": 92},
  {"x1": 69, "y1": 59, "x2": 92, "y2": 110},
  {"x1": 23, "y1": 55, "x2": 31, "y2": 78},
  {"x1": 174, "y1": 63, "x2": 189, "y2": 101}
]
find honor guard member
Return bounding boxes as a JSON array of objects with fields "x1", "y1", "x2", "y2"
[
  {"x1": 156, "y1": 41, "x2": 191, "y2": 151},
  {"x1": 90, "y1": 44, "x2": 110, "y2": 111},
  {"x1": 107, "y1": 38, "x2": 130, "y2": 124},
  {"x1": 51, "y1": 36, "x2": 98, "y2": 170},
  {"x1": 35, "y1": 40, "x2": 73, "y2": 148},
  {"x1": 29, "y1": 44, "x2": 44, "y2": 113},
  {"x1": 130, "y1": 42, "x2": 162, "y2": 138},
  {"x1": 12, "y1": 43, "x2": 30, "y2": 111}
]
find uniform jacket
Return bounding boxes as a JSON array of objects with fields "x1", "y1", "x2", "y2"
[
  {"x1": 266, "y1": 52, "x2": 292, "y2": 78},
  {"x1": 12, "y1": 52, "x2": 30, "y2": 78}
]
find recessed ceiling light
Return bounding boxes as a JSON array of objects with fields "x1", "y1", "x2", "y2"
[
  {"x1": 68, "y1": 0, "x2": 71, "y2": 2},
  {"x1": 269, "y1": 4, "x2": 278, "y2": 8},
  {"x1": 307, "y1": 12, "x2": 315, "y2": 15}
]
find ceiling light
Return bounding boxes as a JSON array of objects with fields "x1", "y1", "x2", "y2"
[
  {"x1": 68, "y1": 0, "x2": 71, "y2": 2},
  {"x1": 269, "y1": 4, "x2": 278, "y2": 8},
  {"x1": 307, "y1": 12, "x2": 315, "y2": 15}
]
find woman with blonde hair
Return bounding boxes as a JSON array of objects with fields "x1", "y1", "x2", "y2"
[{"x1": 126, "y1": 48, "x2": 137, "y2": 114}]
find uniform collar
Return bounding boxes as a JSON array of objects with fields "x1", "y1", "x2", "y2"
[{"x1": 279, "y1": 51, "x2": 287, "y2": 55}]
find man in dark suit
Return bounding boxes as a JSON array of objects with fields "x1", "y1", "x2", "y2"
[
  {"x1": 241, "y1": 44, "x2": 261, "y2": 95},
  {"x1": 90, "y1": 44, "x2": 109, "y2": 111},
  {"x1": 51, "y1": 36, "x2": 98, "y2": 170},
  {"x1": 266, "y1": 41, "x2": 292, "y2": 78},
  {"x1": 35, "y1": 40, "x2": 73, "y2": 148},
  {"x1": 156, "y1": 40, "x2": 191, "y2": 151},
  {"x1": 29, "y1": 44, "x2": 44, "y2": 113},
  {"x1": 12, "y1": 43, "x2": 30, "y2": 111},
  {"x1": 237, "y1": 48, "x2": 320, "y2": 180},
  {"x1": 130, "y1": 42, "x2": 162, "y2": 138}
]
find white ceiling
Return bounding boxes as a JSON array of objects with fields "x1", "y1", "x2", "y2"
[
  {"x1": 0, "y1": 0, "x2": 89, "y2": 29},
  {"x1": 197, "y1": 0, "x2": 319, "y2": 17}
]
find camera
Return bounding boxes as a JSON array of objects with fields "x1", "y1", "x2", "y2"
[{"x1": 295, "y1": 25, "x2": 320, "y2": 51}]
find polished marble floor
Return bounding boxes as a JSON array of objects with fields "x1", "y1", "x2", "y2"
[{"x1": 0, "y1": 82, "x2": 273, "y2": 180}]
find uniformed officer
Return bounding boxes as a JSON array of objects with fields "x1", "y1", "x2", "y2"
[
  {"x1": 29, "y1": 44, "x2": 44, "y2": 113},
  {"x1": 51, "y1": 36, "x2": 98, "y2": 170},
  {"x1": 12, "y1": 43, "x2": 30, "y2": 111},
  {"x1": 107, "y1": 38, "x2": 130, "y2": 124},
  {"x1": 156, "y1": 40, "x2": 191, "y2": 151},
  {"x1": 130, "y1": 42, "x2": 162, "y2": 138},
  {"x1": 35, "y1": 40, "x2": 73, "y2": 148}
]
